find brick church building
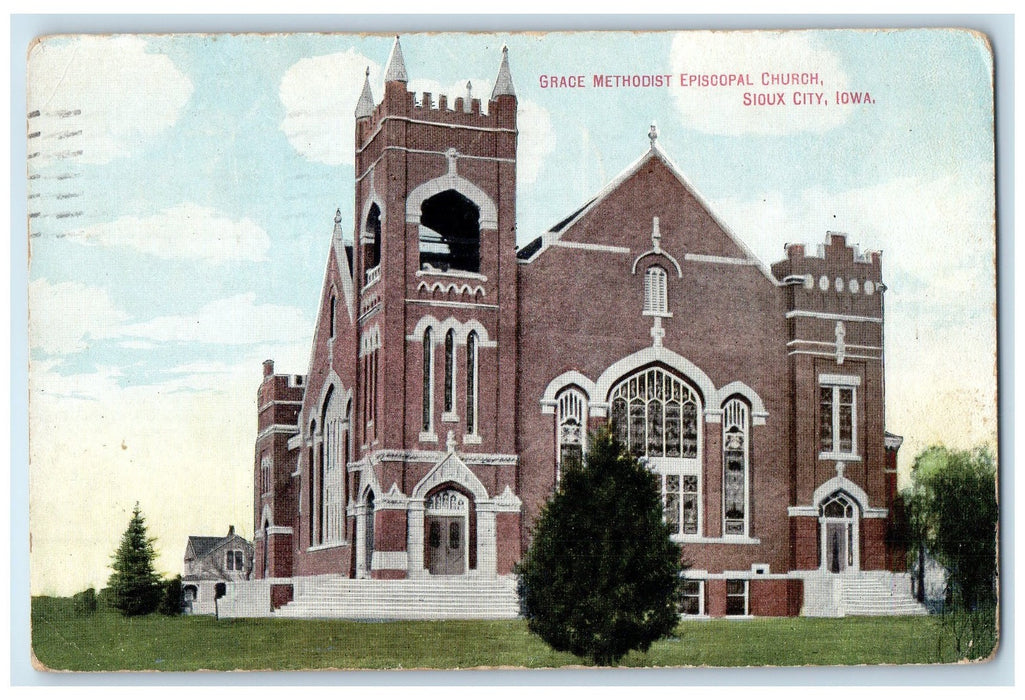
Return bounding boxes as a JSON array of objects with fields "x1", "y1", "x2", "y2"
[{"x1": 249, "y1": 38, "x2": 914, "y2": 618}]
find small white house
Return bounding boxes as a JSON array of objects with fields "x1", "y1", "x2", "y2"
[{"x1": 182, "y1": 525, "x2": 254, "y2": 615}]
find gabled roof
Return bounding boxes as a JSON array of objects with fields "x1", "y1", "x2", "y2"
[
  {"x1": 186, "y1": 536, "x2": 227, "y2": 558},
  {"x1": 517, "y1": 140, "x2": 777, "y2": 284}
]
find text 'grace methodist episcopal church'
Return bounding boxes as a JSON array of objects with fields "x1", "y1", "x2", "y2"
[{"x1": 241, "y1": 38, "x2": 924, "y2": 619}]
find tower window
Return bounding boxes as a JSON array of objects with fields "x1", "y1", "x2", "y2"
[
  {"x1": 329, "y1": 294, "x2": 336, "y2": 338},
  {"x1": 419, "y1": 190, "x2": 481, "y2": 273},
  {"x1": 466, "y1": 331, "x2": 479, "y2": 435},
  {"x1": 819, "y1": 379, "x2": 857, "y2": 456},
  {"x1": 422, "y1": 328, "x2": 434, "y2": 433},
  {"x1": 365, "y1": 203, "x2": 381, "y2": 271},
  {"x1": 444, "y1": 329, "x2": 455, "y2": 414}
]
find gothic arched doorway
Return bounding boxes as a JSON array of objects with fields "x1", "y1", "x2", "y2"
[
  {"x1": 425, "y1": 487, "x2": 470, "y2": 575},
  {"x1": 819, "y1": 491, "x2": 859, "y2": 573}
]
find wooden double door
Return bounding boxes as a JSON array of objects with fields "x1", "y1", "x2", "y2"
[{"x1": 427, "y1": 515, "x2": 466, "y2": 575}]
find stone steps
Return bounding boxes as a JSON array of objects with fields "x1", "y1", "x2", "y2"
[
  {"x1": 275, "y1": 576, "x2": 521, "y2": 620},
  {"x1": 839, "y1": 574, "x2": 928, "y2": 616}
]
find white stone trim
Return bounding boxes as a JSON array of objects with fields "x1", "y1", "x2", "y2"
[
  {"x1": 350, "y1": 449, "x2": 518, "y2": 469},
  {"x1": 717, "y1": 381, "x2": 768, "y2": 425},
  {"x1": 819, "y1": 373, "x2": 862, "y2": 387},
  {"x1": 372, "y1": 550, "x2": 409, "y2": 570},
  {"x1": 256, "y1": 424, "x2": 300, "y2": 441},
  {"x1": 785, "y1": 310, "x2": 883, "y2": 323},
  {"x1": 257, "y1": 399, "x2": 304, "y2": 412},
  {"x1": 406, "y1": 298, "x2": 501, "y2": 311},
  {"x1": 307, "y1": 541, "x2": 347, "y2": 552},
  {"x1": 419, "y1": 431, "x2": 438, "y2": 443},
  {"x1": 550, "y1": 240, "x2": 631, "y2": 254},
  {"x1": 539, "y1": 370, "x2": 596, "y2": 413},
  {"x1": 416, "y1": 280, "x2": 486, "y2": 298},
  {"x1": 593, "y1": 346, "x2": 717, "y2": 407},
  {"x1": 356, "y1": 147, "x2": 516, "y2": 182},
  {"x1": 406, "y1": 315, "x2": 497, "y2": 347},
  {"x1": 406, "y1": 172, "x2": 498, "y2": 229},
  {"x1": 674, "y1": 535, "x2": 762, "y2": 545},
  {"x1": 788, "y1": 350, "x2": 882, "y2": 361},
  {"x1": 416, "y1": 268, "x2": 487, "y2": 282},
  {"x1": 684, "y1": 253, "x2": 757, "y2": 267},
  {"x1": 411, "y1": 452, "x2": 489, "y2": 502},
  {"x1": 788, "y1": 339, "x2": 883, "y2": 351}
]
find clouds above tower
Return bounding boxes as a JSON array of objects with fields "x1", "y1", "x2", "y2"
[
  {"x1": 62, "y1": 203, "x2": 272, "y2": 263},
  {"x1": 27, "y1": 35, "x2": 193, "y2": 165},
  {"x1": 668, "y1": 31, "x2": 853, "y2": 135},
  {"x1": 279, "y1": 50, "x2": 382, "y2": 166}
]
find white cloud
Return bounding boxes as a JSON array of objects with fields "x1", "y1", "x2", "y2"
[
  {"x1": 27, "y1": 35, "x2": 193, "y2": 165},
  {"x1": 28, "y1": 278, "x2": 128, "y2": 355},
  {"x1": 281, "y1": 60, "x2": 555, "y2": 184},
  {"x1": 669, "y1": 32, "x2": 853, "y2": 135},
  {"x1": 66, "y1": 203, "x2": 272, "y2": 263},
  {"x1": 279, "y1": 50, "x2": 381, "y2": 167},
  {"x1": 120, "y1": 292, "x2": 308, "y2": 346}
]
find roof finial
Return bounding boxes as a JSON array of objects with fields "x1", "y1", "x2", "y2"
[
  {"x1": 334, "y1": 208, "x2": 342, "y2": 225},
  {"x1": 491, "y1": 44, "x2": 516, "y2": 100},
  {"x1": 464, "y1": 80, "x2": 473, "y2": 112},
  {"x1": 648, "y1": 123, "x2": 658, "y2": 147},
  {"x1": 354, "y1": 66, "x2": 375, "y2": 119},
  {"x1": 384, "y1": 35, "x2": 408, "y2": 83}
]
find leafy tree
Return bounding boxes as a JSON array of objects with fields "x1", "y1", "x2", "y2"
[
  {"x1": 107, "y1": 503, "x2": 162, "y2": 616},
  {"x1": 158, "y1": 574, "x2": 183, "y2": 616},
  {"x1": 516, "y1": 427, "x2": 683, "y2": 665},
  {"x1": 71, "y1": 587, "x2": 97, "y2": 615},
  {"x1": 905, "y1": 446, "x2": 998, "y2": 610}
]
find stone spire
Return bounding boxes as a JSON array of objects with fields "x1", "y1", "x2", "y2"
[
  {"x1": 384, "y1": 35, "x2": 408, "y2": 83},
  {"x1": 354, "y1": 67, "x2": 375, "y2": 119},
  {"x1": 491, "y1": 45, "x2": 516, "y2": 99}
]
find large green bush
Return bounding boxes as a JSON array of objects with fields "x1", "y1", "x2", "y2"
[{"x1": 516, "y1": 428, "x2": 683, "y2": 665}]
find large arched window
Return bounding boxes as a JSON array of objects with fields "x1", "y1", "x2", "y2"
[
  {"x1": 419, "y1": 190, "x2": 481, "y2": 273},
  {"x1": 466, "y1": 331, "x2": 479, "y2": 436},
  {"x1": 643, "y1": 265, "x2": 668, "y2": 316},
  {"x1": 422, "y1": 328, "x2": 434, "y2": 433},
  {"x1": 722, "y1": 398, "x2": 750, "y2": 536},
  {"x1": 556, "y1": 388, "x2": 587, "y2": 482},
  {"x1": 609, "y1": 366, "x2": 701, "y2": 536}
]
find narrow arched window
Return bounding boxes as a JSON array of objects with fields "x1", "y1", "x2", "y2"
[
  {"x1": 643, "y1": 266, "x2": 668, "y2": 315},
  {"x1": 466, "y1": 331, "x2": 479, "y2": 435},
  {"x1": 444, "y1": 329, "x2": 455, "y2": 414},
  {"x1": 722, "y1": 399, "x2": 750, "y2": 536},
  {"x1": 556, "y1": 388, "x2": 586, "y2": 482},
  {"x1": 329, "y1": 294, "x2": 336, "y2": 338},
  {"x1": 422, "y1": 328, "x2": 434, "y2": 432}
]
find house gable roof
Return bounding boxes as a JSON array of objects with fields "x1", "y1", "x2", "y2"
[{"x1": 517, "y1": 140, "x2": 777, "y2": 284}]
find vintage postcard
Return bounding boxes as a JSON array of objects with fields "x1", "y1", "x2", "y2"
[{"x1": 26, "y1": 28, "x2": 998, "y2": 671}]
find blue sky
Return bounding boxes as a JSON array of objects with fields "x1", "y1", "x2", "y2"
[{"x1": 26, "y1": 30, "x2": 995, "y2": 594}]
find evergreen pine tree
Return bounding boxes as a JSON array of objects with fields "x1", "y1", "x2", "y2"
[
  {"x1": 108, "y1": 503, "x2": 162, "y2": 616},
  {"x1": 516, "y1": 427, "x2": 683, "y2": 665}
]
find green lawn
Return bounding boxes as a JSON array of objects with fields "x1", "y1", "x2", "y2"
[{"x1": 30, "y1": 596, "x2": 990, "y2": 671}]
